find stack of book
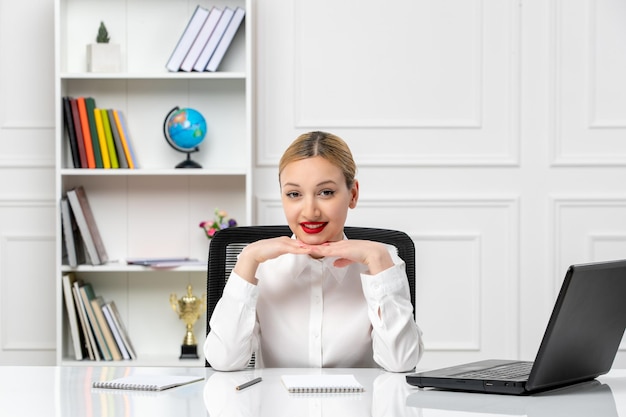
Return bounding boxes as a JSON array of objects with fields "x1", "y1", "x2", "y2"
[
  {"x1": 166, "y1": 5, "x2": 245, "y2": 72},
  {"x1": 62, "y1": 273, "x2": 136, "y2": 361},
  {"x1": 62, "y1": 96, "x2": 137, "y2": 169},
  {"x1": 61, "y1": 185, "x2": 108, "y2": 267}
]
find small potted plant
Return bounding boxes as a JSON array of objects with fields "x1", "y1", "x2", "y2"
[{"x1": 87, "y1": 21, "x2": 121, "y2": 72}]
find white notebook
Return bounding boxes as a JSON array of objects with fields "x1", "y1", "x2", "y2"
[
  {"x1": 92, "y1": 375, "x2": 203, "y2": 391},
  {"x1": 280, "y1": 374, "x2": 364, "y2": 393}
]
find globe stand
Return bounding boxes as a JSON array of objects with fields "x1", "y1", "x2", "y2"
[
  {"x1": 176, "y1": 152, "x2": 202, "y2": 169},
  {"x1": 163, "y1": 106, "x2": 206, "y2": 169}
]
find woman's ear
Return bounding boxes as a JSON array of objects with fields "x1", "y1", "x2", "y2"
[{"x1": 349, "y1": 179, "x2": 359, "y2": 209}]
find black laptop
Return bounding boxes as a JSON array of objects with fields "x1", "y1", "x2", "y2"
[{"x1": 406, "y1": 259, "x2": 626, "y2": 395}]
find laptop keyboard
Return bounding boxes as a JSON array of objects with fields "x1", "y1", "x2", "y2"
[{"x1": 452, "y1": 361, "x2": 533, "y2": 380}]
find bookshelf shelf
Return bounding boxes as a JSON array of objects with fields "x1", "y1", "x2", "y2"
[
  {"x1": 60, "y1": 71, "x2": 247, "y2": 80},
  {"x1": 55, "y1": 0, "x2": 252, "y2": 367}
]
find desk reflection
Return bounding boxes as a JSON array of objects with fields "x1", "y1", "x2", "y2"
[
  {"x1": 406, "y1": 380, "x2": 618, "y2": 417},
  {"x1": 203, "y1": 370, "x2": 421, "y2": 417}
]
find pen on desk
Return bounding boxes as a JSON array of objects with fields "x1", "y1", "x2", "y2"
[{"x1": 235, "y1": 377, "x2": 262, "y2": 391}]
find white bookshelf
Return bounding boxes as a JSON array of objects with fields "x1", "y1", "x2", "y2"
[{"x1": 54, "y1": 0, "x2": 253, "y2": 366}]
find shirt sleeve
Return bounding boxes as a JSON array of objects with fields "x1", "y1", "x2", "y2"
[
  {"x1": 203, "y1": 272, "x2": 260, "y2": 371},
  {"x1": 360, "y1": 251, "x2": 424, "y2": 372}
]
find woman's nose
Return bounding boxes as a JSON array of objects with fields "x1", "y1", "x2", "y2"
[{"x1": 302, "y1": 197, "x2": 320, "y2": 219}]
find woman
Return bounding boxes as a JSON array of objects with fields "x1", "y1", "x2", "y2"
[{"x1": 204, "y1": 131, "x2": 423, "y2": 372}]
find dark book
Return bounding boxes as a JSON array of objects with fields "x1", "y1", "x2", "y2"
[
  {"x1": 85, "y1": 97, "x2": 103, "y2": 168},
  {"x1": 66, "y1": 186, "x2": 108, "y2": 265},
  {"x1": 70, "y1": 98, "x2": 87, "y2": 168},
  {"x1": 62, "y1": 96, "x2": 80, "y2": 168},
  {"x1": 72, "y1": 279, "x2": 98, "y2": 360},
  {"x1": 60, "y1": 197, "x2": 85, "y2": 267}
]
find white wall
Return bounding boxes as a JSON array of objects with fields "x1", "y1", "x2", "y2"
[{"x1": 1, "y1": 0, "x2": 625, "y2": 367}]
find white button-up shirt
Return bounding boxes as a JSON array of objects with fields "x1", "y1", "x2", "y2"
[{"x1": 204, "y1": 243, "x2": 423, "y2": 372}]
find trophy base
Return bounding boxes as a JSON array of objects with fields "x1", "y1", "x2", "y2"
[{"x1": 179, "y1": 344, "x2": 199, "y2": 360}]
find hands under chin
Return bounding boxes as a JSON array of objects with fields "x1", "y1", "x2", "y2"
[{"x1": 301, "y1": 239, "x2": 394, "y2": 275}]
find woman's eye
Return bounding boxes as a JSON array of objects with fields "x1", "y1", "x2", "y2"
[
  {"x1": 285, "y1": 191, "x2": 300, "y2": 199},
  {"x1": 319, "y1": 189, "x2": 335, "y2": 197}
]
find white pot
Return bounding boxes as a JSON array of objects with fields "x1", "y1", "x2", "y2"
[{"x1": 87, "y1": 43, "x2": 121, "y2": 72}]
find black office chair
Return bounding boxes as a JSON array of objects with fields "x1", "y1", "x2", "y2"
[{"x1": 205, "y1": 225, "x2": 416, "y2": 367}]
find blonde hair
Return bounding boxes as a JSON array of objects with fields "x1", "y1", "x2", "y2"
[{"x1": 278, "y1": 131, "x2": 357, "y2": 188}]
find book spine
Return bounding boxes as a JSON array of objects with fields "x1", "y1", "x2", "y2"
[
  {"x1": 206, "y1": 7, "x2": 245, "y2": 72},
  {"x1": 193, "y1": 7, "x2": 234, "y2": 72},
  {"x1": 74, "y1": 186, "x2": 108, "y2": 263},
  {"x1": 102, "y1": 303, "x2": 131, "y2": 360},
  {"x1": 116, "y1": 111, "x2": 138, "y2": 169},
  {"x1": 165, "y1": 5, "x2": 210, "y2": 72},
  {"x1": 91, "y1": 297, "x2": 123, "y2": 360},
  {"x1": 66, "y1": 188, "x2": 101, "y2": 265},
  {"x1": 61, "y1": 198, "x2": 77, "y2": 267},
  {"x1": 93, "y1": 108, "x2": 111, "y2": 168},
  {"x1": 72, "y1": 281, "x2": 98, "y2": 360},
  {"x1": 85, "y1": 97, "x2": 103, "y2": 168},
  {"x1": 107, "y1": 109, "x2": 128, "y2": 169},
  {"x1": 79, "y1": 284, "x2": 112, "y2": 360},
  {"x1": 101, "y1": 109, "x2": 119, "y2": 168},
  {"x1": 77, "y1": 97, "x2": 96, "y2": 168},
  {"x1": 62, "y1": 96, "x2": 81, "y2": 168},
  {"x1": 62, "y1": 273, "x2": 84, "y2": 360},
  {"x1": 70, "y1": 98, "x2": 88, "y2": 168},
  {"x1": 180, "y1": 7, "x2": 222, "y2": 71},
  {"x1": 112, "y1": 110, "x2": 134, "y2": 169}
]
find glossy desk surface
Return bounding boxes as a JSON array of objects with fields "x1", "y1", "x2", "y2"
[{"x1": 1, "y1": 366, "x2": 626, "y2": 416}]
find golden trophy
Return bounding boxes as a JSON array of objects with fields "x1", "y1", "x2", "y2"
[{"x1": 170, "y1": 284, "x2": 205, "y2": 359}]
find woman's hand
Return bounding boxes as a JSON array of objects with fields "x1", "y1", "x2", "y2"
[
  {"x1": 233, "y1": 237, "x2": 311, "y2": 284},
  {"x1": 305, "y1": 239, "x2": 394, "y2": 275}
]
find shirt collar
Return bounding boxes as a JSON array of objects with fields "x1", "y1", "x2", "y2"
[{"x1": 288, "y1": 234, "x2": 351, "y2": 284}]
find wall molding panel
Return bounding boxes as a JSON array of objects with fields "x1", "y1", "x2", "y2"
[{"x1": 256, "y1": 0, "x2": 521, "y2": 168}]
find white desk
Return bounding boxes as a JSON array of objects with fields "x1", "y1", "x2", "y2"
[{"x1": 1, "y1": 366, "x2": 625, "y2": 416}]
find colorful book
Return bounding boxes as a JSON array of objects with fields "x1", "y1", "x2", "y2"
[
  {"x1": 70, "y1": 98, "x2": 87, "y2": 168},
  {"x1": 166, "y1": 5, "x2": 211, "y2": 72},
  {"x1": 116, "y1": 110, "x2": 138, "y2": 168},
  {"x1": 100, "y1": 109, "x2": 119, "y2": 168},
  {"x1": 62, "y1": 96, "x2": 80, "y2": 168},
  {"x1": 79, "y1": 283, "x2": 112, "y2": 360},
  {"x1": 102, "y1": 302, "x2": 132, "y2": 360},
  {"x1": 76, "y1": 97, "x2": 96, "y2": 168},
  {"x1": 91, "y1": 296, "x2": 123, "y2": 361},
  {"x1": 206, "y1": 7, "x2": 245, "y2": 72},
  {"x1": 93, "y1": 108, "x2": 111, "y2": 168},
  {"x1": 193, "y1": 7, "x2": 234, "y2": 72},
  {"x1": 107, "y1": 109, "x2": 128, "y2": 168},
  {"x1": 112, "y1": 110, "x2": 135, "y2": 169},
  {"x1": 85, "y1": 97, "x2": 103, "y2": 168},
  {"x1": 180, "y1": 7, "x2": 222, "y2": 71}
]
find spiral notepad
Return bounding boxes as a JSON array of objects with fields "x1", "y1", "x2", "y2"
[
  {"x1": 281, "y1": 374, "x2": 364, "y2": 393},
  {"x1": 92, "y1": 375, "x2": 203, "y2": 391}
]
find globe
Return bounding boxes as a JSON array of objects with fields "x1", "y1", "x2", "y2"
[{"x1": 163, "y1": 106, "x2": 207, "y2": 168}]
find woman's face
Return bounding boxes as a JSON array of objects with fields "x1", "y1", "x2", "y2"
[{"x1": 280, "y1": 156, "x2": 358, "y2": 245}]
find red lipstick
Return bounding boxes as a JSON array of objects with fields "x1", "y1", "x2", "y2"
[{"x1": 300, "y1": 222, "x2": 326, "y2": 234}]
